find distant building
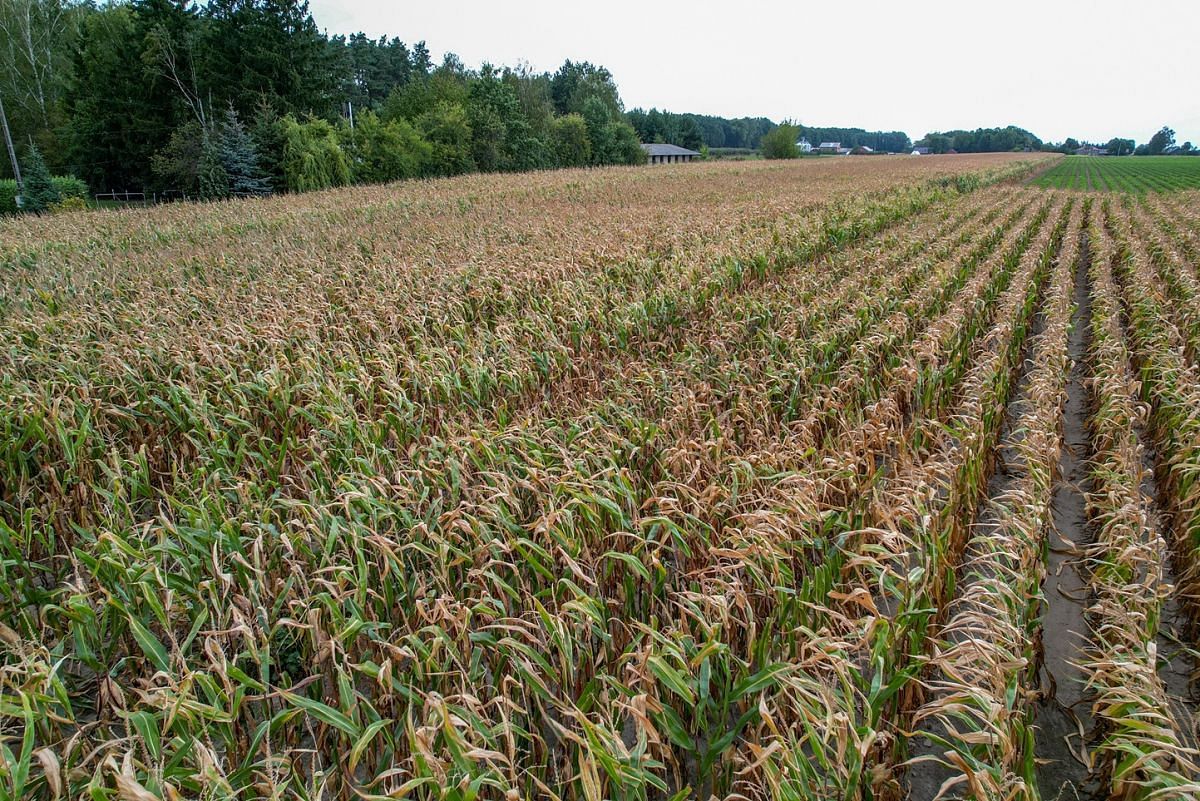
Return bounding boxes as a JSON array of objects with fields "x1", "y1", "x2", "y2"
[
  {"x1": 797, "y1": 138, "x2": 813, "y2": 153},
  {"x1": 1075, "y1": 145, "x2": 1105, "y2": 156},
  {"x1": 911, "y1": 146, "x2": 931, "y2": 155},
  {"x1": 641, "y1": 143, "x2": 701, "y2": 164},
  {"x1": 851, "y1": 145, "x2": 874, "y2": 155},
  {"x1": 817, "y1": 141, "x2": 842, "y2": 154}
]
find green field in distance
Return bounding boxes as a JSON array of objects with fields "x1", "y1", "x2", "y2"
[{"x1": 1033, "y1": 155, "x2": 1200, "y2": 192}]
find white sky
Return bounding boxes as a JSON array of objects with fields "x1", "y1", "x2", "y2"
[{"x1": 309, "y1": 0, "x2": 1200, "y2": 146}]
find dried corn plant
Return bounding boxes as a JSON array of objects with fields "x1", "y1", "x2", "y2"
[
  {"x1": 1109, "y1": 197, "x2": 1200, "y2": 630},
  {"x1": 1081, "y1": 200, "x2": 1198, "y2": 798},
  {"x1": 5, "y1": 154, "x2": 1148, "y2": 801},
  {"x1": 907, "y1": 199, "x2": 1082, "y2": 800}
]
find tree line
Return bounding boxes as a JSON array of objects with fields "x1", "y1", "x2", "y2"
[
  {"x1": 627, "y1": 111, "x2": 913, "y2": 155},
  {"x1": 0, "y1": 0, "x2": 647, "y2": 198},
  {"x1": 1044, "y1": 127, "x2": 1196, "y2": 156},
  {"x1": 626, "y1": 109, "x2": 776, "y2": 151},
  {"x1": 797, "y1": 126, "x2": 910, "y2": 153},
  {"x1": 915, "y1": 126, "x2": 1043, "y2": 154}
]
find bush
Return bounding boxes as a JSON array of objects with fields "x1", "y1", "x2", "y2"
[
  {"x1": 0, "y1": 175, "x2": 89, "y2": 215},
  {"x1": 708, "y1": 148, "x2": 758, "y2": 160},
  {"x1": 51, "y1": 196, "x2": 89, "y2": 214},
  {"x1": 341, "y1": 111, "x2": 431, "y2": 183},
  {"x1": 54, "y1": 176, "x2": 89, "y2": 201},
  {"x1": 0, "y1": 180, "x2": 16, "y2": 214}
]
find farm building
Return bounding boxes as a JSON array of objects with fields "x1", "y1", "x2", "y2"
[
  {"x1": 817, "y1": 141, "x2": 844, "y2": 154},
  {"x1": 1075, "y1": 144, "x2": 1106, "y2": 156},
  {"x1": 911, "y1": 146, "x2": 931, "y2": 155},
  {"x1": 797, "y1": 138, "x2": 813, "y2": 153},
  {"x1": 851, "y1": 145, "x2": 874, "y2": 155},
  {"x1": 641, "y1": 143, "x2": 701, "y2": 164}
]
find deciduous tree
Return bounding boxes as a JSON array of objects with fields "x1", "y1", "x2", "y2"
[
  {"x1": 549, "y1": 113, "x2": 590, "y2": 167},
  {"x1": 761, "y1": 122, "x2": 800, "y2": 159},
  {"x1": 341, "y1": 109, "x2": 429, "y2": 182},
  {"x1": 1147, "y1": 126, "x2": 1175, "y2": 155},
  {"x1": 1105, "y1": 137, "x2": 1135, "y2": 156}
]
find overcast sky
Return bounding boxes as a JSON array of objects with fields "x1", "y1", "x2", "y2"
[{"x1": 308, "y1": 0, "x2": 1200, "y2": 146}]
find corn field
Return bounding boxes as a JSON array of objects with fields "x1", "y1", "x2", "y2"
[{"x1": 4, "y1": 153, "x2": 1200, "y2": 800}]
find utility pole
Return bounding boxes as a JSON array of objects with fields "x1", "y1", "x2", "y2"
[{"x1": 0, "y1": 92, "x2": 21, "y2": 199}]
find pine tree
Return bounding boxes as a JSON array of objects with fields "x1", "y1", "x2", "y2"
[
  {"x1": 218, "y1": 108, "x2": 271, "y2": 196},
  {"x1": 20, "y1": 144, "x2": 60, "y2": 212}
]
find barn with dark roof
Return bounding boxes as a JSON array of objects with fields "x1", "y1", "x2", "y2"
[{"x1": 641, "y1": 143, "x2": 701, "y2": 164}]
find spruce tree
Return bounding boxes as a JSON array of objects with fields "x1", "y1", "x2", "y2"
[
  {"x1": 20, "y1": 144, "x2": 60, "y2": 212},
  {"x1": 218, "y1": 108, "x2": 272, "y2": 196}
]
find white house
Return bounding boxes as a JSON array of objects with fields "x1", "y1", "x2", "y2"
[{"x1": 797, "y1": 138, "x2": 813, "y2": 153}]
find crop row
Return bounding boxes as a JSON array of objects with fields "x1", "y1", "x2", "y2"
[
  {"x1": 907, "y1": 199, "x2": 1083, "y2": 799},
  {"x1": 895, "y1": 193, "x2": 1200, "y2": 799},
  {"x1": 862, "y1": 195, "x2": 1067, "y2": 793},
  {"x1": 890, "y1": 189, "x2": 1200, "y2": 799},
  {"x1": 1079, "y1": 201, "x2": 1197, "y2": 795},
  {"x1": 1033, "y1": 157, "x2": 1200, "y2": 194},
  {"x1": 715, "y1": 194, "x2": 1061, "y2": 797},
  {"x1": 1103, "y1": 199, "x2": 1200, "y2": 627}
]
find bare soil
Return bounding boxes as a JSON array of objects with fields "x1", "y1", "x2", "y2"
[{"x1": 1033, "y1": 232, "x2": 1100, "y2": 800}]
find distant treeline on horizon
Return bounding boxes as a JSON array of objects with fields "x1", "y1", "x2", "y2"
[
  {"x1": 632, "y1": 116, "x2": 1071, "y2": 158},
  {"x1": 626, "y1": 110, "x2": 912, "y2": 154}
]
